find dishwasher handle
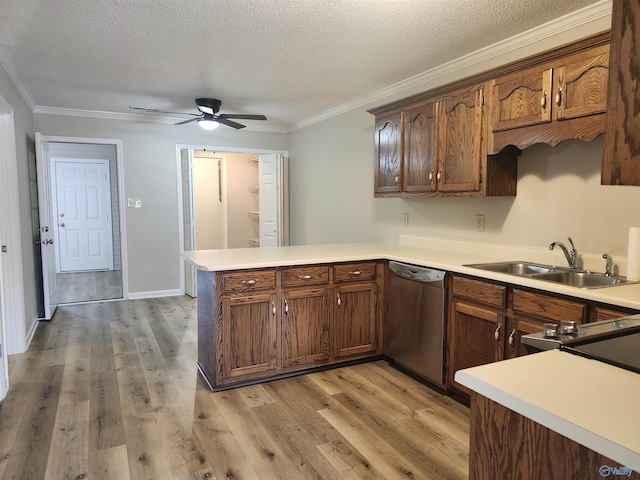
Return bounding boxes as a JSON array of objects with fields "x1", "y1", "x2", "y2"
[{"x1": 389, "y1": 261, "x2": 446, "y2": 283}]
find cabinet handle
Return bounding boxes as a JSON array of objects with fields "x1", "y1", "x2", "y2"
[
  {"x1": 508, "y1": 329, "x2": 517, "y2": 348},
  {"x1": 494, "y1": 324, "x2": 501, "y2": 341},
  {"x1": 336, "y1": 293, "x2": 341, "y2": 308},
  {"x1": 541, "y1": 91, "x2": 547, "y2": 111},
  {"x1": 555, "y1": 88, "x2": 562, "y2": 108},
  {"x1": 394, "y1": 175, "x2": 399, "y2": 185},
  {"x1": 241, "y1": 279, "x2": 258, "y2": 286},
  {"x1": 348, "y1": 270, "x2": 361, "y2": 276},
  {"x1": 428, "y1": 171, "x2": 434, "y2": 184},
  {"x1": 297, "y1": 275, "x2": 313, "y2": 280},
  {"x1": 272, "y1": 301, "x2": 276, "y2": 317},
  {"x1": 284, "y1": 299, "x2": 289, "y2": 315}
]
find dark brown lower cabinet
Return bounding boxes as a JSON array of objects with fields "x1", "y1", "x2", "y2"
[
  {"x1": 282, "y1": 287, "x2": 330, "y2": 367},
  {"x1": 334, "y1": 282, "x2": 378, "y2": 359}
]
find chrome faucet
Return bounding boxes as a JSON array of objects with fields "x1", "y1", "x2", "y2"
[
  {"x1": 603, "y1": 253, "x2": 613, "y2": 276},
  {"x1": 549, "y1": 236, "x2": 578, "y2": 269}
]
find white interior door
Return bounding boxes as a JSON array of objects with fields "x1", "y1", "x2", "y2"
[
  {"x1": 53, "y1": 159, "x2": 112, "y2": 272},
  {"x1": 35, "y1": 133, "x2": 57, "y2": 320},
  {"x1": 181, "y1": 148, "x2": 197, "y2": 297},
  {"x1": 259, "y1": 154, "x2": 284, "y2": 247}
]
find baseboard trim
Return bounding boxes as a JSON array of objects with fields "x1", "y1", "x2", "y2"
[{"x1": 127, "y1": 288, "x2": 183, "y2": 300}]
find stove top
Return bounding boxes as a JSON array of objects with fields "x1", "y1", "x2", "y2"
[{"x1": 521, "y1": 314, "x2": 640, "y2": 374}]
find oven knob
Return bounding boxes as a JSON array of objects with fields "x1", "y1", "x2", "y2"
[
  {"x1": 542, "y1": 323, "x2": 559, "y2": 338},
  {"x1": 559, "y1": 320, "x2": 578, "y2": 335}
]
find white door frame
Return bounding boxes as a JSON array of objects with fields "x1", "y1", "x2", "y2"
[
  {"x1": 0, "y1": 107, "x2": 28, "y2": 355},
  {"x1": 175, "y1": 144, "x2": 288, "y2": 295},
  {"x1": 38, "y1": 135, "x2": 128, "y2": 299},
  {"x1": 51, "y1": 158, "x2": 114, "y2": 273}
]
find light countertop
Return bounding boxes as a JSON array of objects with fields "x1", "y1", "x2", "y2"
[
  {"x1": 182, "y1": 237, "x2": 640, "y2": 310},
  {"x1": 455, "y1": 349, "x2": 640, "y2": 468}
]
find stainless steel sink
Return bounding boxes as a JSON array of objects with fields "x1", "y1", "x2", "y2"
[
  {"x1": 533, "y1": 270, "x2": 634, "y2": 289},
  {"x1": 464, "y1": 261, "x2": 637, "y2": 289},
  {"x1": 465, "y1": 261, "x2": 557, "y2": 276}
]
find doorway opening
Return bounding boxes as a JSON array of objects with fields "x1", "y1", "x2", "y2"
[
  {"x1": 178, "y1": 145, "x2": 289, "y2": 297},
  {"x1": 36, "y1": 137, "x2": 126, "y2": 310}
]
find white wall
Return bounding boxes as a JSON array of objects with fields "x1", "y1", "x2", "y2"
[
  {"x1": 33, "y1": 115, "x2": 288, "y2": 295},
  {"x1": 288, "y1": 10, "x2": 640, "y2": 260}
]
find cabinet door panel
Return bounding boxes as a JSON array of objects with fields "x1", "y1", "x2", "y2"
[
  {"x1": 404, "y1": 102, "x2": 437, "y2": 193},
  {"x1": 555, "y1": 45, "x2": 609, "y2": 121},
  {"x1": 334, "y1": 283, "x2": 377, "y2": 359},
  {"x1": 282, "y1": 288, "x2": 330, "y2": 367},
  {"x1": 447, "y1": 300, "x2": 504, "y2": 396},
  {"x1": 222, "y1": 293, "x2": 278, "y2": 379},
  {"x1": 437, "y1": 85, "x2": 483, "y2": 192},
  {"x1": 375, "y1": 112, "x2": 403, "y2": 193},
  {"x1": 603, "y1": 0, "x2": 640, "y2": 185},
  {"x1": 490, "y1": 68, "x2": 552, "y2": 132}
]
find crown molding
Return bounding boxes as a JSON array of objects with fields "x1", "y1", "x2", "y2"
[
  {"x1": 0, "y1": 46, "x2": 37, "y2": 110},
  {"x1": 34, "y1": 106, "x2": 288, "y2": 133},
  {"x1": 289, "y1": 0, "x2": 612, "y2": 132}
]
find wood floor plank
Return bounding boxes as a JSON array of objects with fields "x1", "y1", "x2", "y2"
[
  {"x1": 89, "y1": 445, "x2": 132, "y2": 480},
  {"x1": 121, "y1": 408, "x2": 173, "y2": 480},
  {"x1": 89, "y1": 371, "x2": 126, "y2": 452},
  {"x1": 44, "y1": 400, "x2": 90, "y2": 480},
  {"x1": 2, "y1": 365, "x2": 64, "y2": 480}
]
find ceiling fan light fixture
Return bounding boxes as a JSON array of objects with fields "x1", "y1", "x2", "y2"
[{"x1": 198, "y1": 118, "x2": 219, "y2": 130}]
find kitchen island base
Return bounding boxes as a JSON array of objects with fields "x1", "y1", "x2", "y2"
[{"x1": 469, "y1": 393, "x2": 640, "y2": 479}]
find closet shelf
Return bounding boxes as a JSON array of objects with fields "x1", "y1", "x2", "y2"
[{"x1": 248, "y1": 211, "x2": 260, "y2": 220}]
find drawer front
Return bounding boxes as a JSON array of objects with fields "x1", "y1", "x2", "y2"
[
  {"x1": 512, "y1": 289, "x2": 585, "y2": 323},
  {"x1": 334, "y1": 262, "x2": 377, "y2": 283},
  {"x1": 282, "y1": 265, "x2": 330, "y2": 287},
  {"x1": 222, "y1": 270, "x2": 277, "y2": 293},
  {"x1": 452, "y1": 276, "x2": 507, "y2": 308}
]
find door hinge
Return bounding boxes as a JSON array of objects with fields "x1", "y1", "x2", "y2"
[
  {"x1": 1, "y1": 245, "x2": 7, "y2": 253},
  {"x1": 0, "y1": 342, "x2": 3, "y2": 358}
]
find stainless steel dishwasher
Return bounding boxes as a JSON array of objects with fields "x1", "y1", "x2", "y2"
[{"x1": 387, "y1": 261, "x2": 446, "y2": 388}]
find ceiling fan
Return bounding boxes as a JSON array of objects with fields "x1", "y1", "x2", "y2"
[{"x1": 129, "y1": 98, "x2": 267, "y2": 130}]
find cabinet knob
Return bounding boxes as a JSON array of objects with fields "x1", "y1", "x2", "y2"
[
  {"x1": 284, "y1": 299, "x2": 289, "y2": 315},
  {"x1": 336, "y1": 293, "x2": 342, "y2": 307},
  {"x1": 272, "y1": 301, "x2": 276, "y2": 317},
  {"x1": 429, "y1": 171, "x2": 434, "y2": 185},
  {"x1": 494, "y1": 324, "x2": 501, "y2": 341},
  {"x1": 436, "y1": 170, "x2": 442, "y2": 181},
  {"x1": 508, "y1": 329, "x2": 517, "y2": 348},
  {"x1": 541, "y1": 91, "x2": 547, "y2": 111},
  {"x1": 394, "y1": 175, "x2": 399, "y2": 185}
]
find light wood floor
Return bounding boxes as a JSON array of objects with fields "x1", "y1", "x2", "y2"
[
  {"x1": 56, "y1": 270, "x2": 123, "y2": 304},
  {"x1": 1, "y1": 296, "x2": 470, "y2": 480}
]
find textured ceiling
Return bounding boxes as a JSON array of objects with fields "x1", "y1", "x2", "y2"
[{"x1": 0, "y1": 0, "x2": 603, "y2": 130}]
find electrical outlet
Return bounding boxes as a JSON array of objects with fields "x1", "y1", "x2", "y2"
[
  {"x1": 403, "y1": 213, "x2": 409, "y2": 226},
  {"x1": 476, "y1": 214, "x2": 485, "y2": 232},
  {"x1": 127, "y1": 198, "x2": 142, "y2": 208}
]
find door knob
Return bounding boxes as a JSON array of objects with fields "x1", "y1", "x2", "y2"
[{"x1": 45, "y1": 239, "x2": 54, "y2": 245}]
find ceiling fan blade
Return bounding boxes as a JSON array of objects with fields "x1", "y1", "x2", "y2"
[
  {"x1": 218, "y1": 114, "x2": 267, "y2": 121},
  {"x1": 175, "y1": 117, "x2": 200, "y2": 125},
  {"x1": 216, "y1": 117, "x2": 246, "y2": 129},
  {"x1": 130, "y1": 106, "x2": 200, "y2": 116}
]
